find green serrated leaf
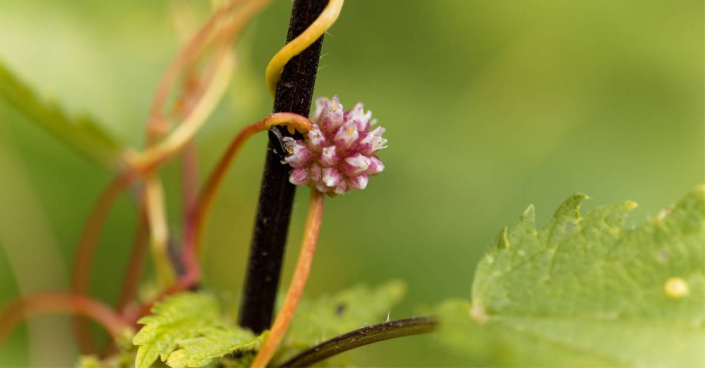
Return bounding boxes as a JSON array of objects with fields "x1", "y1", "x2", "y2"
[
  {"x1": 434, "y1": 300, "x2": 618, "y2": 367},
  {"x1": 0, "y1": 59, "x2": 124, "y2": 169},
  {"x1": 133, "y1": 292, "x2": 262, "y2": 368},
  {"x1": 133, "y1": 293, "x2": 219, "y2": 367},
  {"x1": 438, "y1": 187, "x2": 705, "y2": 367},
  {"x1": 167, "y1": 329, "x2": 266, "y2": 368},
  {"x1": 272, "y1": 280, "x2": 406, "y2": 365}
]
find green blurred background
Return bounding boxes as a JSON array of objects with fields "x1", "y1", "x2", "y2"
[{"x1": 0, "y1": 0, "x2": 702, "y2": 366}]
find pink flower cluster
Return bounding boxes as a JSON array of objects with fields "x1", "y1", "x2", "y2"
[{"x1": 283, "y1": 96, "x2": 387, "y2": 195}]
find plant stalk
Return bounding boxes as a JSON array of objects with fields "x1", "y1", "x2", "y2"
[
  {"x1": 239, "y1": 0, "x2": 327, "y2": 333},
  {"x1": 250, "y1": 189, "x2": 325, "y2": 368},
  {"x1": 276, "y1": 317, "x2": 439, "y2": 368}
]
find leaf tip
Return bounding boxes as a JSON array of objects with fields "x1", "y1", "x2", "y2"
[
  {"x1": 524, "y1": 204, "x2": 536, "y2": 217},
  {"x1": 569, "y1": 193, "x2": 590, "y2": 205},
  {"x1": 516, "y1": 204, "x2": 537, "y2": 230},
  {"x1": 165, "y1": 349, "x2": 188, "y2": 368},
  {"x1": 135, "y1": 345, "x2": 159, "y2": 368},
  {"x1": 550, "y1": 193, "x2": 589, "y2": 223},
  {"x1": 493, "y1": 227, "x2": 510, "y2": 250}
]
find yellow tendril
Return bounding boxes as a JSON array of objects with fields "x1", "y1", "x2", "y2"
[
  {"x1": 264, "y1": 0, "x2": 344, "y2": 97},
  {"x1": 132, "y1": 49, "x2": 235, "y2": 172},
  {"x1": 134, "y1": 48, "x2": 233, "y2": 290},
  {"x1": 145, "y1": 176, "x2": 177, "y2": 287}
]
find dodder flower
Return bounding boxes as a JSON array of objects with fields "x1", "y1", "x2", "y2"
[{"x1": 284, "y1": 96, "x2": 387, "y2": 195}]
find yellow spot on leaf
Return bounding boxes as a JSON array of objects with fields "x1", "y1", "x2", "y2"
[{"x1": 664, "y1": 277, "x2": 689, "y2": 299}]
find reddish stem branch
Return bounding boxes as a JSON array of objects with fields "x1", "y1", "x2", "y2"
[
  {"x1": 0, "y1": 294, "x2": 130, "y2": 345},
  {"x1": 129, "y1": 113, "x2": 312, "y2": 324},
  {"x1": 71, "y1": 171, "x2": 138, "y2": 353},
  {"x1": 184, "y1": 113, "x2": 312, "y2": 261},
  {"x1": 116, "y1": 200, "x2": 150, "y2": 315},
  {"x1": 148, "y1": 0, "x2": 247, "y2": 131},
  {"x1": 181, "y1": 140, "x2": 200, "y2": 233},
  {"x1": 72, "y1": 40, "x2": 237, "y2": 353}
]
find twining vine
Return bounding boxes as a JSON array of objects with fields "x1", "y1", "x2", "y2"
[
  {"x1": 239, "y1": 0, "x2": 338, "y2": 335},
  {"x1": 1, "y1": 0, "x2": 428, "y2": 366},
  {"x1": 3, "y1": 0, "x2": 697, "y2": 367}
]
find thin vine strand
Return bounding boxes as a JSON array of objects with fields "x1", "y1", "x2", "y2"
[
  {"x1": 249, "y1": 189, "x2": 326, "y2": 368},
  {"x1": 244, "y1": 2, "x2": 345, "y2": 363},
  {"x1": 0, "y1": 294, "x2": 131, "y2": 345},
  {"x1": 0, "y1": 0, "x2": 341, "y2": 359},
  {"x1": 264, "y1": 0, "x2": 344, "y2": 97},
  {"x1": 131, "y1": 113, "x2": 313, "y2": 320},
  {"x1": 70, "y1": 48, "x2": 233, "y2": 349},
  {"x1": 116, "y1": 202, "x2": 149, "y2": 316},
  {"x1": 240, "y1": 0, "x2": 333, "y2": 335},
  {"x1": 145, "y1": 176, "x2": 177, "y2": 286},
  {"x1": 277, "y1": 317, "x2": 439, "y2": 368},
  {"x1": 188, "y1": 112, "x2": 313, "y2": 259},
  {"x1": 71, "y1": 12, "x2": 241, "y2": 352},
  {"x1": 136, "y1": 1, "x2": 247, "y2": 294}
]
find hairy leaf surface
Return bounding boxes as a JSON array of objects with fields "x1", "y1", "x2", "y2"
[
  {"x1": 166, "y1": 329, "x2": 266, "y2": 368},
  {"x1": 438, "y1": 188, "x2": 705, "y2": 367},
  {"x1": 273, "y1": 280, "x2": 406, "y2": 364}
]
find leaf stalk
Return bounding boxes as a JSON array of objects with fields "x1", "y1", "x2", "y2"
[{"x1": 277, "y1": 317, "x2": 438, "y2": 368}]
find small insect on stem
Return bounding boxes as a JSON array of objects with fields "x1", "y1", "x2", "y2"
[{"x1": 268, "y1": 127, "x2": 290, "y2": 159}]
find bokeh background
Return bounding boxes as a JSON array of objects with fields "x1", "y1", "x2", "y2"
[{"x1": 0, "y1": 0, "x2": 702, "y2": 366}]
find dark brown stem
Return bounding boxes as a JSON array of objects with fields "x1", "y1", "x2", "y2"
[
  {"x1": 239, "y1": 0, "x2": 327, "y2": 333},
  {"x1": 276, "y1": 317, "x2": 439, "y2": 368}
]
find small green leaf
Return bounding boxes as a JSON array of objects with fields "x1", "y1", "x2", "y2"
[
  {"x1": 166, "y1": 329, "x2": 266, "y2": 368},
  {"x1": 438, "y1": 187, "x2": 705, "y2": 367},
  {"x1": 273, "y1": 280, "x2": 406, "y2": 364},
  {"x1": 133, "y1": 292, "x2": 262, "y2": 368},
  {"x1": 0, "y1": 60, "x2": 124, "y2": 169}
]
